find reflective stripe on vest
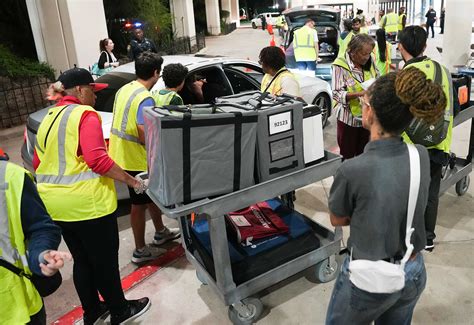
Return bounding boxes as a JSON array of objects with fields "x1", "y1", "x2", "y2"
[
  {"x1": 294, "y1": 25, "x2": 317, "y2": 61},
  {"x1": 111, "y1": 86, "x2": 146, "y2": 143},
  {"x1": 35, "y1": 105, "x2": 117, "y2": 222},
  {"x1": 384, "y1": 13, "x2": 399, "y2": 33},
  {"x1": 403, "y1": 59, "x2": 453, "y2": 152},
  {"x1": 36, "y1": 105, "x2": 101, "y2": 185},
  {"x1": 109, "y1": 81, "x2": 150, "y2": 171},
  {"x1": 332, "y1": 56, "x2": 377, "y2": 117},
  {"x1": 0, "y1": 161, "x2": 43, "y2": 323},
  {"x1": 398, "y1": 13, "x2": 406, "y2": 31}
]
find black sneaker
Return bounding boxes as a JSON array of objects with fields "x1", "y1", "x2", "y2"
[
  {"x1": 425, "y1": 239, "x2": 435, "y2": 252},
  {"x1": 110, "y1": 298, "x2": 151, "y2": 324},
  {"x1": 83, "y1": 301, "x2": 109, "y2": 325}
]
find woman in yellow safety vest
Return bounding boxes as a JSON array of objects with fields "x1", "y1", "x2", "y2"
[
  {"x1": 259, "y1": 46, "x2": 300, "y2": 97},
  {"x1": 34, "y1": 68, "x2": 151, "y2": 324},
  {"x1": 332, "y1": 34, "x2": 379, "y2": 160},
  {"x1": 0, "y1": 156, "x2": 71, "y2": 324},
  {"x1": 373, "y1": 28, "x2": 393, "y2": 75}
]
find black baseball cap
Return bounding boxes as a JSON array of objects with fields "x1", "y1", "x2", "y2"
[{"x1": 58, "y1": 67, "x2": 108, "y2": 92}]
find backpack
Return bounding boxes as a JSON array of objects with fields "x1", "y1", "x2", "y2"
[{"x1": 404, "y1": 60, "x2": 451, "y2": 147}]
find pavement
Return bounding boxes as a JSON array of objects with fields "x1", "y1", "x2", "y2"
[{"x1": 2, "y1": 25, "x2": 473, "y2": 324}]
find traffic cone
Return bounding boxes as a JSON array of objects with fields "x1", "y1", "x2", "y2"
[
  {"x1": 270, "y1": 35, "x2": 276, "y2": 47},
  {"x1": 267, "y1": 24, "x2": 274, "y2": 35}
]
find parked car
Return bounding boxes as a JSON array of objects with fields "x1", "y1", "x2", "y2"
[
  {"x1": 282, "y1": 5, "x2": 341, "y2": 74},
  {"x1": 22, "y1": 55, "x2": 332, "y2": 198},
  {"x1": 251, "y1": 12, "x2": 280, "y2": 29}
]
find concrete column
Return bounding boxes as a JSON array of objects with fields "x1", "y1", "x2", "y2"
[
  {"x1": 170, "y1": 0, "x2": 197, "y2": 40},
  {"x1": 442, "y1": 0, "x2": 473, "y2": 71},
  {"x1": 231, "y1": 0, "x2": 240, "y2": 27},
  {"x1": 26, "y1": 0, "x2": 108, "y2": 77},
  {"x1": 205, "y1": 0, "x2": 221, "y2": 35},
  {"x1": 25, "y1": 0, "x2": 47, "y2": 62}
]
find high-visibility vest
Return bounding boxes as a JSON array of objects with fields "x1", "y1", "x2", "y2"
[
  {"x1": 293, "y1": 25, "x2": 317, "y2": 61},
  {"x1": 276, "y1": 15, "x2": 285, "y2": 27},
  {"x1": 398, "y1": 13, "x2": 406, "y2": 31},
  {"x1": 35, "y1": 104, "x2": 117, "y2": 222},
  {"x1": 153, "y1": 90, "x2": 182, "y2": 106},
  {"x1": 332, "y1": 56, "x2": 378, "y2": 117},
  {"x1": 337, "y1": 31, "x2": 355, "y2": 58},
  {"x1": 0, "y1": 161, "x2": 43, "y2": 323},
  {"x1": 402, "y1": 59, "x2": 453, "y2": 153},
  {"x1": 383, "y1": 12, "x2": 399, "y2": 33},
  {"x1": 373, "y1": 41, "x2": 391, "y2": 75},
  {"x1": 109, "y1": 81, "x2": 151, "y2": 171},
  {"x1": 261, "y1": 67, "x2": 299, "y2": 96}
]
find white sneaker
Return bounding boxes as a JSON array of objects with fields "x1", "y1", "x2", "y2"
[
  {"x1": 131, "y1": 245, "x2": 166, "y2": 263},
  {"x1": 153, "y1": 226, "x2": 181, "y2": 245}
]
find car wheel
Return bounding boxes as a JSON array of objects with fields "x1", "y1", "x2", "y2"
[
  {"x1": 252, "y1": 22, "x2": 257, "y2": 29},
  {"x1": 312, "y1": 93, "x2": 330, "y2": 128}
]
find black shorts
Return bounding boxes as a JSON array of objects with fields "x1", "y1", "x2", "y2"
[{"x1": 126, "y1": 170, "x2": 153, "y2": 205}]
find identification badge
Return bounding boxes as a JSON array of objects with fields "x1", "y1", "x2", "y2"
[
  {"x1": 268, "y1": 111, "x2": 292, "y2": 135},
  {"x1": 230, "y1": 215, "x2": 251, "y2": 227}
]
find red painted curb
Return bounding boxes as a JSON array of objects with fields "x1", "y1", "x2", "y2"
[{"x1": 52, "y1": 245, "x2": 185, "y2": 325}]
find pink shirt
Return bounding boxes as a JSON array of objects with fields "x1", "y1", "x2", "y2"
[{"x1": 33, "y1": 96, "x2": 115, "y2": 175}]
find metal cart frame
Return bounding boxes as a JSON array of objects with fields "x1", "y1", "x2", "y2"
[
  {"x1": 148, "y1": 151, "x2": 342, "y2": 324},
  {"x1": 440, "y1": 104, "x2": 474, "y2": 196}
]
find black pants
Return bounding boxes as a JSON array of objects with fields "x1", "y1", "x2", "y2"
[
  {"x1": 425, "y1": 160, "x2": 443, "y2": 241},
  {"x1": 28, "y1": 305, "x2": 46, "y2": 325},
  {"x1": 56, "y1": 212, "x2": 127, "y2": 317},
  {"x1": 426, "y1": 23, "x2": 435, "y2": 38}
]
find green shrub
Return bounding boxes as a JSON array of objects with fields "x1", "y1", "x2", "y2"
[{"x1": 0, "y1": 45, "x2": 55, "y2": 80}]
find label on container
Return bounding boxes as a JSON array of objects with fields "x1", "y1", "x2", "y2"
[
  {"x1": 230, "y1": 215, "x2": 251, "y2": 227},
  {"x1": 268, "y1": 111, "x2": 292, "y2": 135}
]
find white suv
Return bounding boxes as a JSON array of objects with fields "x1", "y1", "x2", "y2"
[{"x1": 251, "y1": 12, "x2": 280, "y2": 29}]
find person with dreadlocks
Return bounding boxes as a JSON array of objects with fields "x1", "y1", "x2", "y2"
[
  {"x1": 326, "y1": 67, "x2": 446, "y2": 325},
  {"x1": 398, "y1": 25, "x2": 454, "y2": 252}
]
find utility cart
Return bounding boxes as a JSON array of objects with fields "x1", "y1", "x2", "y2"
[
  {"x1": 147, "y1": 151, "x2": 342, "y2": 324},
  {"x1": 440, "y1": 103, "x2": 474, "y2": 196}
]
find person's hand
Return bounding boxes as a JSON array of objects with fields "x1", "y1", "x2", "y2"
[
  {"x1": 112, "y1": 62, "x2": 120, "y2": 68},
  {"x1": 133, "y1": 177, "x2": 149, "y2": 194},
  {"x1": 40, "y1": 250, "x2": 72, "y2": 276},
  {"x1": 192, "y1": 79, "x2": 207, "y2": 90}
]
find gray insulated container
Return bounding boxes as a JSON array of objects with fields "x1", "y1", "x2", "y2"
[
  {"x1": 217, "y1": 92, "x2": 304, "y2": 182},
  {"x1": 143, "y1": 106, "x2": 258, "y2": 206}
]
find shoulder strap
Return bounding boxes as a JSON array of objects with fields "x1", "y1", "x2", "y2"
[
  {"x1": 0, "y1": 258, "x2": 31, "y2": 279},
  {"x1": 263, "y1": 69, "x2": 289, "y2": 93},
  {"x1": 432, "y1": 60, "x2": 442, "y2": 85},
  {"x1": 401, "y1": 144, "x2": 420, "y2": 266}
]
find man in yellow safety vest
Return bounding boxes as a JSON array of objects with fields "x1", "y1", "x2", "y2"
[
  {"x1": 398, "y1": 7, "x2": 407, "y2": 32},
  {"x1": 380, "y1": 7, "x2": 399, "y2": 41},
  {"x1": 337, "y1": 17, "x2": 361, "y2": 58},
  {"x1": 109, "y1": 52, "x2": 180, "y2": 264},
  {"x1": 293, "y1": 19, "x2": 319, "y2": 72}
]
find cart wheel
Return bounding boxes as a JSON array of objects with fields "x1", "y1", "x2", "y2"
[
  {"x1": 315, "y1": 258, "x2": 339, "y2": 283},
  {"x1": 455, "y1": 175, "x2": 470, "y2": 196},
  {"x1": 228, "y1": 298, "x2": 263, "y2": 325},
  {"x1": 195, "y1": 270, "x2": 208, "y2": 285}
]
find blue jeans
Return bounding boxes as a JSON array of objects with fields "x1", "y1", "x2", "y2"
[
  {"x1": 296, "y1": 61, "x2": 316, "y2": 71},
  {"x1": 326, "y1": 254, "x2": 427, "y2": 325}
]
